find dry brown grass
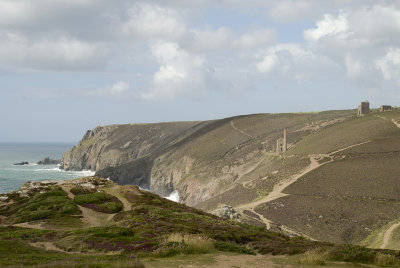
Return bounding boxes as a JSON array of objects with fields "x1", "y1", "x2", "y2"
[
  {"x1": 298, "y1": 249, "x2": 328, "y2": 266},
  {"x1": 374, "y1": 253, "x2": 399, "y2": 266},
  {"x1": 165, "y1": 233, "x2": 215, "y2": 251}
]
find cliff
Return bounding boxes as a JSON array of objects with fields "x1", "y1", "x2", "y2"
[
  {"x1": 61, "y1": 111, "x2": 353, "y2": 206},
  {"x1": 59, "y1": 109, "x2": 400, "y2": 246},
  {"x1": 61, "y1": 122, "x2": 198, "y2": 172}
]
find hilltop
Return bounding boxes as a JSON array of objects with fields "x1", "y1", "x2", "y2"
[
  {"x1": 59, "y1": 108, "x2": 400, "y2": 250},
  {"x1": 1, "y1": 176, "x2": 399, "y2": 267}
]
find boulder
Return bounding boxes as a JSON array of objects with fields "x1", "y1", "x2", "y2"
[{"x1": 211, "y1": 204, "x2": 241, "y2": 221}]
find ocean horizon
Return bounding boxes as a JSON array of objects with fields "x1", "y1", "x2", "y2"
[{"x1": 0, "y1": 142, "x2": 95, "y2": 194}]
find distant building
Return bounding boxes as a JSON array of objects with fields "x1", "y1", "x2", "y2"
[
  {"x1": 276, "y1": 129, "x2": 287, "y2": 154},
  {"x1": 380, "y1": 105, "x2": 392, "y2": 112},
  {"x1": 358, "y1": 101, "x2": 370, "y2": 116}
]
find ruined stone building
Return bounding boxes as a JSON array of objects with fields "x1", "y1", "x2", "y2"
[
  {"x1": 358, "y1": 101, "x2": 370, "y2": 116},
  {"x1": 276, "y1": 129, "x2": 287, "y2": 154},
  {"x1": 380, "y1": 105, "x2": 392, "y2": 112}
]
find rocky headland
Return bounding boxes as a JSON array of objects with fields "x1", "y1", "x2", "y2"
[{"x1": 58, "y1": 109, "x2": 400, "y2": 248}]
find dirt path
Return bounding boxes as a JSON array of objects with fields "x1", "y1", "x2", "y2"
[
  {"x1": 392, "y1": 119, "x2": 400, "y2": 129},
  {"x1": 328, "y1": 140, "x2": 371, "y2": 155},
  {"x1": 380, "y1": 222, "x2": 400, "y2": 249},
  {"x1": 230, "y1": 120, "x2": 254, "y2": 139},
  {"x1": 375, "y1": 115, "x2": 400, "y2": 129},
  {"x1": 14, "y1": 222, "x2": 46, "y2": 230},
  {"x1": 236, "y1": 141, "x2": 371, "y2": 235},
  {"x1": 143, "y1": 253, "x2": 296, "y2": 268},
  {"x1": 61, "y1": 185, "x2": 115, "y2": 227},
  {"x1": 103, "y1": 186, "x2": 131, "y2": 211},
  {"x1": 30, "y1": 242, "x2": 66, "y2": 253},
  {"x1": 237, "y1": 156, "x2": 322, "y2": 212}
]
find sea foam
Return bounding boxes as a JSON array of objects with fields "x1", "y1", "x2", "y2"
[{"x1": 166, "y1": 190, "x2": 180, "y2": 203}]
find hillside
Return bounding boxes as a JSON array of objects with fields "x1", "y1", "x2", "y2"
[
  {"x1": 1, "y1": 176, "x2": 400, "y2": 267},
  {"x1": 60, "y1": 108, "x2": 400, "y2": 249}
]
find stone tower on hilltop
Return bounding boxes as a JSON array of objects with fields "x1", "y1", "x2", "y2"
[
  {"x1": 358, "y1": 101, "x2": 370, "y2": 116},
  {"x1": 276, "y1": 128, "x2": 287, "y2": 154}
]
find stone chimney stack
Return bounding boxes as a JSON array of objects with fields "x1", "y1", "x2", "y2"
[
  {"x1": 276, "y1": 128, "x2": 288, "y2": 153},
  {"x1": 283, "y1": 128, "x2": 287, "y2": 151}
]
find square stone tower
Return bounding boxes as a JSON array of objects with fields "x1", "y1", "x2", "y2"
[
  {"x1": 380, "y1": 105, "x2": 392, "y2": 112},
  {"x1": 358, "y1": 101, "x2": 370, "y2": 116},
  {"x1": 276, "y1": 128, "x2": 287, "y2": 153}
]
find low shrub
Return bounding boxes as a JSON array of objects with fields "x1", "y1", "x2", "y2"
[
  {"x1": 328, "y1": 244, "x2": 376, "y2": 263},
  {"x1": 74, "y1": 192, "x2": 123, "y2": 214},
  {"x1": 2, "y1": 186, "x2": 81, "y2": 223},
  {"x1": 215, "y1": 241, "x2": 255, "y2": 255},
  {"x1": 70, "y1": 186, "x2": 95, "y2": 196}
]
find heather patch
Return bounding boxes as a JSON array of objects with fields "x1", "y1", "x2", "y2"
[{"x1": 74, "y1": 192, "x2": 123, "y2": 213}]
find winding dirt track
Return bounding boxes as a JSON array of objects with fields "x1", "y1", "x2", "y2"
[
  {"x1": 236, "y1": 140, "x2": 371, "y2": 238},
  {"x1": 380, "y1": 222, "x2": 400, "y2": 249},
  {"x1": 392, "y1": 119, "x2": 400, "y2": 129},
  {"x1": 230, "y1": 120, "x2": 254, "y2": 139}
]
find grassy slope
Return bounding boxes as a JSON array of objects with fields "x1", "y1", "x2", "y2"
[
  {"x1": 2, "y1": 178, "x2": 400, "y2": 267},
  {"x1": 150, "y1": 110, "x2": 354, "y2": 206},
  {"x1": 45, "y1": 109, "x2": 400, "y2": 253}
]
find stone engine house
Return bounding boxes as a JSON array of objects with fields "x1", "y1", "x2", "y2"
[{"x1": 358, "y1": 101, "x2": 370, "y2": 116}]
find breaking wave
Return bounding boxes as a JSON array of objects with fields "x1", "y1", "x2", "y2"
[
  {"x1": 34, "y1": 167, "x2": 95, "y2": 176},
  {"x1": 166, "y1": 190, "x2": 179, "y2": 203}
]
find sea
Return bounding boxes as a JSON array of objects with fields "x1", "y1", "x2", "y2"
[{"x1": 0, "y1": 143, "x2": 95, "y2": 194}]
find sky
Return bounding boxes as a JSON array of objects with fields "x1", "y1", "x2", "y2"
[{"x1": 1, "y1": 0, "x2": 400, "y2": 142}]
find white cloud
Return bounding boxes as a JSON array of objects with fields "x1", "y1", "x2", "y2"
[
  {"x1": 267, "y1": 0, "x2": 316, "y2": 23},
  {"x1": 257, "y1": 52, "x2": 278, "y2": 73},
  {"x1": 0, "y1": 32, "x2": 106, "y2": 70},
  {"x1": 344, "y1": 55, "x2": 364, "y2": 79},
  {"x1": 142, "y1": 42, "x2": 212, "y2": 100},
  {"x1": 376, "y1": 48, "x2": 400, "y2": 81},
  {"x1": 232, "y1": 29, "x2": 276, "y2": 49},
  {"x1": 122, "y1": 3, "x2": 186, "y2": 41},
  {"x1": 187, "y1": 27, "x2": 233, "y2": 52},
  {"x1": 303, "y1": 3, "x2": 400, "y2": 87},
  {"x1": 257, "y1": 44, "x2": 319, "y2": 83},
  {"x1": 110, "y1": 81, "x2": 130, "y2": 95},
  {"x1": 304, "y1": 12, "x2": 349, "y2": 41}
]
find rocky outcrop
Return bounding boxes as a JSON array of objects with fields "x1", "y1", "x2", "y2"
[
  {"x1": 37, "y1": 157, "x2": 60, "y2": 165},
  {"x1": 211, "y1": 204, "x2": 242, "y2": 221}
]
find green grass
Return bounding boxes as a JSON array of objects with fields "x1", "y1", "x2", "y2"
[
  {"x1": 70, "y1": 186, "x2": 96, "y2": 195},
  {"x1": 386, "y1": 224, "x2": 400, "y2": 250},
  {"x1": 3, "y1": 179, "x2": 400, "y2": 267},
  {"x1": 0, "y1": 226, "x2": 57, "y2": 241},
  {"x1": 74, "y1": 192, "x2": 123, "y2": 213},
  {"x1": 214, "y1": 241, "x2": 255, "y2": 255},
  {"x1": 0, "y1": 240, "x2": 144, "y2": 267},
  {"x1": 0, "y1": 186, "x2": 81, "y2": 224}
]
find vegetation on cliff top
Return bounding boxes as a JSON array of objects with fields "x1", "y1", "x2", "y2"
[{"x1": 1, "y1": 177, "x2": 400, "y2": 267}]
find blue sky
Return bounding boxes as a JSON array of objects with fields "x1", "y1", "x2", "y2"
[{"x1": 1, "y1": 0, "x2": 400, "y2": 142}]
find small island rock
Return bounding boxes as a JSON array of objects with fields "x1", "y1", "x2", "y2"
[
  {"x1": 13, "y1": 162, "x2": 29, "y2": 166},
  {"x1": 37, "y1": 157, "x2": 60, "y2": 165}
]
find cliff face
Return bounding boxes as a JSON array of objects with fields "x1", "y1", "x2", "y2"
[
  {"x1": 61, "y1": 110, "x2": 354, "y2": 207},
  {"x1": 61, "y1": 122, "x2": 198, "y2": 172}
]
